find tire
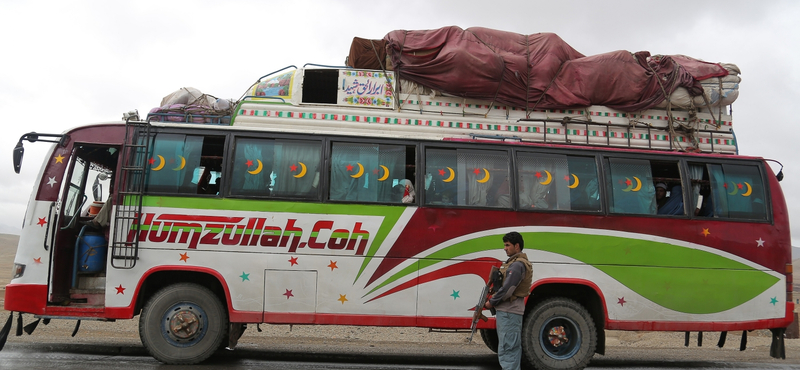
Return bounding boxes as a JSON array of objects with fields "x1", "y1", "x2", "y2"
[
  {"x1": 139, "y1": 283, "x2": 228, "y2": 364},
  {"x1": 521, "y1": 298, "x2": 597, "y2": 370},
  {"x1": 479, "y1": 328, "x2": 499, "y2": 353}
]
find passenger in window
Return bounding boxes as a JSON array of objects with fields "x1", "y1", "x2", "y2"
[
  {"x1": 393, "y1": 179, "x2": 415, "y2": 204},
  {"x1": 655, "y1": 183, "x2": 669, "y2": 210},
  {"x1": 658, "y1": 184, "x2": 684, "y2": 215}
]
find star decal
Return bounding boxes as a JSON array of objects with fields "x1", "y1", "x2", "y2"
[
  {"x1": 33, "y1": 257, "x2": 42, "y2": 264},
  {"x1": 701, "y1": 228, "x2": 710, "y2": 237},
  {"x1": 625, "y1": 178, "x2": 632, "y2": 186},
  {"x1": 536, "y1": 172, "x2": 542, "y2": 178},
  {"x1": 328, "y1": 260, "x2": 338, "y2": 271},
  {"x1": 373, "y1": 168, "x2": 380, "y2": 175},
  {"x1": 737, "y1": 183, "x2": 743, "y2": 189},
  {"x1": 47, "y1": 177, "x2": 57, "y2": 187},
  {"x1": 770, "y1": 297, "x2": 778, "y2": 306},
  {"x1": 288, "y1": 256, "x2": 298, "y2": 266},
  {"x1": 179, "y1": 252, "x2": 189, "y2": 262},
  {"x1": 246, "y1": 159, "x2": 253, "y2": 167},
  {"x1": 664, "y1": 282, "x2": 671, "y2": 291},
  {"x1": 37, "y1": 217, "x2": 47, "y2": 227},
  {"x1": 438, "y1": 169, "x2": 445, "y2": 176},
  {"x1": 54, "y1": 154, "x2": 64, "y2": 164},
  {"x1": 338, "y1": 294, "x2": 348, "y2": 304},
  {"x1": 450, "y1": 290, "x2": 460, "y2": 300},
  {"x1": 624, "y1": 247, "x2": 631, "y2": 255},
  {"x1": 115, "y1": 284, "x2": 126, "y2": 295},
  {"x1": 283, "y1": 289, "x2": 294, "y2": 299},
  {"x1": 473, "y1": 168, "x2": 480, "y2": 175},
  {"x1": 564, "y1": 175, "x2": 570, "y2": 181},
  {"x1": 618, "y1": 297, "x2": 626, "y2": 306},
  {"x1": 290, "y1": 164, "x2": 297, "y2": 172},
  {"x1": 149, "y1": 157, "x2": 155, "y2": 165},
  {"x1": 756, "y1": 238, "x2": 765, "y2": 247},
  {"x1": 346, "y1": 164, "x2": 354, "y2": 172},
  {"x1": 240, "y1": 272, "x2": 250, "y2": 281}
]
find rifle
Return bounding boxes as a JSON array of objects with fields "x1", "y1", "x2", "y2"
[{"x1": 468, "y1": 266, "x2": 502, "y2": 343}]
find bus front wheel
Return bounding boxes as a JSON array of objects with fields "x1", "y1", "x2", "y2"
[
  {"x1": 522, "y1": 297, "x2": 597, "y2": 370},
  {"x1": 139, "y1": 283, "x2": 228, "y2": 364}
]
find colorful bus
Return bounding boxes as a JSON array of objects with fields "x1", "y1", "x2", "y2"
[{"x1": 4, "y1": 66, "x2": 793, "y2": 369}]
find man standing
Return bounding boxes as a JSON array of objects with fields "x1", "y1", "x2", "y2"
[{"x1": 485, "y1": 231, "x2": 533, "y2": 370}]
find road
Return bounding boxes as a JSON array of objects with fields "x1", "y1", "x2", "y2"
[{"x1": 1, "y1": 341, "x2": 799, "y2": 369}]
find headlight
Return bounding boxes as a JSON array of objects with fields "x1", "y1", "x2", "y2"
[{"x1": 13, "y1": 263, "x2": 25, "y2": 279}]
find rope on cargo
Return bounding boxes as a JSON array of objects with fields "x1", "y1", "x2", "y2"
[
  {"x1": 527, "y1": 63, "x2": 564, "y2": 119},
  {"x1": 647, "y1": 58, "x2": 688, "y2": 151},
  {"x1": 465, "y1": 29, "x2": 505, "y2": 118},
  {"x1": 370, "y1": 39, "x2": 400, "y2": 112}
]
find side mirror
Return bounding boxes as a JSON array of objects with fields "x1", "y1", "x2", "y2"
[{"x1": 13, "y1": 141, "x2": 24, "y2": 174}]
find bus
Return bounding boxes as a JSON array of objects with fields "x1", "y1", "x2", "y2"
[{"x1": 4, "y1": 65, "x2": 793, "y2": 369}]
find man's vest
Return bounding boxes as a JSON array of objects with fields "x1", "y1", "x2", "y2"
[{"x1": 500, "y1": 252, "x2": 533, "y2": 301}]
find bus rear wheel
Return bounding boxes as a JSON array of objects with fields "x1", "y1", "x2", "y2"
[
  {"x1": 479, "y1": 328, "x2": 499, "y2": 353},
  {"x1": 139, "y1": 283, "x2": 228, "y2": 364},
  {"x1": 522, "y1": 297, "x2": 597, "y2": 370}
]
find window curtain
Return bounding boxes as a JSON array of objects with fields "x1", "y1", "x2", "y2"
[
  {"x1": 607, "y1": 158, "x2": 656, "y2": 214},
  {"x1": 273, "y1": 140, "x2": 320, "y2": 198},
  {"x1": 231, "y1": 138, "x2": 274, "y2": 196},
  {"x1": 460, "y1": 150, "x2": 507, "y2": 207},
  {"x1": 146, "y1": 134, "x2": 202, "y2": 193},
  {"x1": 330, "y1": 143, "x2": 403, "y2": 203},
  {"x1": 518, "y1": 154, "x2": 569, "y2": 210}
]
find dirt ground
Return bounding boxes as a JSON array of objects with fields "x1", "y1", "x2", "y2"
[{"x1": 1, "y1": 233, "x2": 798, "y2": 365}]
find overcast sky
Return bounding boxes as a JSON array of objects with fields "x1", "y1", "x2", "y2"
[{"x1": 1, "y1": 0, "x2": 798, "y2": 247}]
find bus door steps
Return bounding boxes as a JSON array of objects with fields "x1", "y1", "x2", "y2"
[{"x1": 68, "y1": 289, "x2": 105, "y2": 306}]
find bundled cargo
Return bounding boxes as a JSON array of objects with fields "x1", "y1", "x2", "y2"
[{"x1": 347, "y1": 26, "x2": 739, "y2": 113}]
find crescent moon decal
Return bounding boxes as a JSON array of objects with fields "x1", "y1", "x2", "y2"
[
  {"x1": 152, "y1": 155, "x2": 165, "y2": 171},
  {"x1": 567, "y1": 174, "x2": 580, "y2": 189},
  {"x1": 443, "y1": 167, "x2": 455, "y2": 183},
  {"x1": 539, "y1": 170, "x2": 552, "y2": 185},
  {"x1": 727, "y1": 181, "x2": 739, "y2": 195},
  {"x1": 632, "y1": 176, "x2": 642, "y2": 192},
  {"x1": 741, "y1": 182, "x2": 752, "y2": 197},
  {"x1": 172, "y1": 156, "x2": 186, "y2": 171},
  {"x1": 293, "y1": 162, "x2": 307, "y2": 178},
  {"x1": 622, "y1": 177, "x2": 634, "y2": 192},
  {"x1": 476, "y1": 168, "x2": 491, "y2": 184},
  {"x1": 350, "y1": 163, "x2": 365, "y2": 178},
  {"x1": 248, "y1": 159, "x2": 264, "y2": 175},
  {"x1": 377, "y1": 165, "x2": 390, "y2": 181}
]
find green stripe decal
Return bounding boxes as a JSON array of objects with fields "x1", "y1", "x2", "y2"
[
  {"x1": 138, "y1": 196, "x2": 406, "y2": 282},
  {"x1": 371, "y1": 232, "x2": 777, "y2": 314}
]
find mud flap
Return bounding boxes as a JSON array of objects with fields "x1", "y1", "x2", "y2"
[
  {"x1": 227, "y1": 323, "x2": 247, "y2": 349},
  {"x1": 769, "y1": 328, "x2": 785, "y2": 359},
  {"x1": 0, "y1": 312, "x2": 13, "y2": 351},
  {"x1": 23, "y1": 318, "x2": 41, "y2": 335}
]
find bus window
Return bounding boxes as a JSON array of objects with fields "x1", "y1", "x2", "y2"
[
  {"x1": 651, "y1": 160, "x2": 684, "y2": 216},
  {"x1": 231, "y1": 137, "x2": 275, "y2": 197},
  {"x1": 329, "y1": 142, "x2": 414, "y2": 203},
  {"x1": 688, "y1": 162, "x2": 713, "y2": 217},
  {"x1": 424, "y1": 148, "x2": 510, "y2": 208},
  {"x1": 606, "y1": 158, "x2": 658, "y2": 215},
  {"x1": 707, "y1": 163, "x2": 767, "y2": 220},
  {"x1": 516, "y1": 153, "x2": 600, "y2": 212},
  {"x1": 146, "y1": 134, "x2": 224, "y2": 195},
  {"x1": 271, "y1": 140, "x2": 321, "y2": 199}
]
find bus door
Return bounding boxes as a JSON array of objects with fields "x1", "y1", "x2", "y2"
[{"x1": 48, "y1": 144, "x2": 118, "y2": 306}]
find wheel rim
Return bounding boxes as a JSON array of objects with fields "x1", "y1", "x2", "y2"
[
  {"x1": 161, "y1": 302, "x2": 208, "y2": 347},
  {"x1": 539, "y1": 316, "x2": 582, "y2": 360}
]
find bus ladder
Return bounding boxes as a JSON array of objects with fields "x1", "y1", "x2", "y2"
[{"x1": 111, "y1": 117, "x2": 152, "y2": 269}]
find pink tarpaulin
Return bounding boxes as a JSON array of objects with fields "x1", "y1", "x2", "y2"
[{"x1": 381, "y1": 26, "x2": 728, "y2": 112}]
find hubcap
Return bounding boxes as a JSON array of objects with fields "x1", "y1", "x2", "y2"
[
  {"x1": 539, "y1": 316, "x2": 581, "y2": 360},
  {"x1": 170, "y1": 310, "x2": 200, "y2": 339},
  {"x1": 161, "y1": 303, "x2": 208, "y2": 347}
]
